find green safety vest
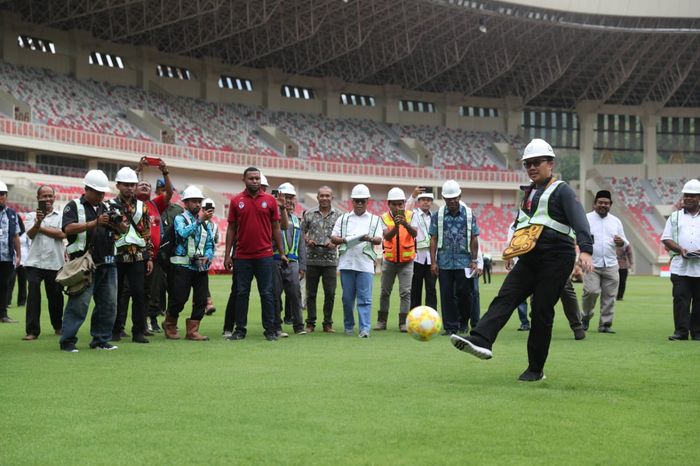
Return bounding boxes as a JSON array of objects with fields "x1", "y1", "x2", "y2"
[
  {"x1": 274, "y1": 214, "x2": 302, "y2": 261},
  {"x1": 415, "y1": 210, "x2": 431, "y2": 250},
  {"x1": 114, "y1": 199, "x2": 146, "y2": 249},
  {"x1": 66, "y1": 198, "x2": 87, "y2": 255},
  {"x1": 170, "y1": 214, "x2": 209, "y2": 265},
  {"x1": 338, "y1": 212, "x2": 380, "y2": 261},
  {"x1": 514, "y1": 180, "x2": 575, "y2": 239},
  {"x1": 437, "y1": 205, "x2": 472, "y2": 251}
]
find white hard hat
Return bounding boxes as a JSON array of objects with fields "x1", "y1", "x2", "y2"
[
  {"x1": 387, "y1": 187, "x2": 406, "y2": 201},
  {"x1": 417, "y1": 191, "x2": 434, "y2": 200},
  {"x1": 521, "y1": 138, "x2": 556, "y2": 161},
  {"x1": 203, "y1": 198, "x2": 216, "y2": 208},
  {"x1": 442, "y1": 180, "x2": 461, "y2": 199},
  {"x1": 83, "y1": 170, "x2": 111, "y2": 193},
  {"x1": 682, "y1": 179, "x2": 700, "y2": 194},
  {"x1": 260, "y1": 173, "x2": 269, "y2": 187},
  {"x1": 351, "y1": 184, "x2": 371, "y2": 199},
  {"x1": 115, "y1": 167, "x2": 139, "y2": 183},
  {"x1": 0, "y1": 181, "x2": 7, "y2": 192},
  {"x1": 181, "y1": 185, "x2": 204, "y2": 200},
  {"x1": 279, "y1": 182, "x2": 297, "y2": 196}
]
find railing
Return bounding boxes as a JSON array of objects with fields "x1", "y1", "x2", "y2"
[{"x1": 0, "y1": 119, "x2": 529, "y2": 184}]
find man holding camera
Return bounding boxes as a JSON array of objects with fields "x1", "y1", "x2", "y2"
[
  {"x1": 375, "y1": 187, "x2": 418, "y2": 332},
  {"x1": 59, "y1": 170, "x2": 120, "y2": 352},
  {"x1": 162, "y1": 186, "x2": 214, "y2": 341},
  {"x1": 22, "y1": 185, "x2": 66, "y2": 340},
  {"x1": 405, "y1": 186, "x2": 437, "y2": 311},
  {"x1": 111, "y1": 167, "x2": 154, "y2": 344}
]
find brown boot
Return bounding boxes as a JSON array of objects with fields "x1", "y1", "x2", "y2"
[
  {"x1": 373, "y1": 311, "x2": 388, "y2": 330},
  {"x1": 163, "y1": 313, "x2": 180, "y2": 340},
  {"x1": 185, "y1": 319, "x2": 209, "y2": 341}
]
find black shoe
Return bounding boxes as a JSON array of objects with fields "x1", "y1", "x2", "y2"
[
  {"x1": 264, "y1": 332, "x2": 278, "y2": 341},
  {"x1": 518, "y1": 369, "x2": 546, "y2": 382},
  {"x1": 150, "y1": 317, "x2": 162, "y2": 333},
  {"x1": 573, "y1": 328, "x2": 586, "y2": 340},
  {"x1": 132, "y1": 334, "x2": 150, "y2": 343},
  {"x1": 668, "y1": 333, "x2": 689, "y2": 341},
  {"x1": 517, "y1": 323, "x2": 530, "y2": 331},
  {"x1": 441, "y1": 330, "x2": 456, "y2": 336},
  {"x1": 205, "y1": 306, "x2": 216, "y2": 316},
  {"x1": 598, "y1": 327, "x2": 616, "y2": 334},
  {"x1": 582, "y1": 319, "x2": 590, "y2": 331},
  {"x1": 450, "y1": 334, "x2": 493, "y2": 359},
  {"x1": 90, "y1": 341, "x2": 118, "y2": 350},
  {"x1": 226, "y1": 332, "x2": 246, "y2": 341},
  {"x1": 283, "y1": 318, "x2": 293, "y2": 326},
  {"x1": 144, "y1": 329, "x2": 155, "y2": 337},
  {"x1": 60, "y1": 342, "x2": 79, "y2": 353}
]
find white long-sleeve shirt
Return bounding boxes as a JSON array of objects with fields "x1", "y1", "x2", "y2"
[{"x1": 586, "y1": 211, "x2": 628, "y2": 268}]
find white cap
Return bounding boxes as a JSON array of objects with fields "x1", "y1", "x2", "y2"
[
  {"x1": 203, "y1": 198, "x2": 215, "y2": 208},
  {"x1": 279, "y1": 182, "x2": 297, "y2": 196},
  {"x1": 84, "y1": 170, "x2": 111, "y2": 193},
  {"x1": 417, "y1": 191, "x2": 434, "y2": 200},
  {"x1": 0, "y1": 181, "x2": 7, "y2": 192},
  {"x1": 115, "y1": 167, "x2": 139, "y2": 183},
  {"x1": 260, "y1": 173, "x2": 269, "y2": 187},
  {"x1": 351, "y1": 184, "x2": 371, "y2": 199},
  {"x1": 181, "y1": 185, "x2": 204, "y2": 200},
  {"x1": 442, "y1": 180, "x2": 461, "y2": 199},
  {"x1": 521, "y1": 138, "x2": 556, "y2": 161},
  {"x1": 387, "y1": 187, "x2": 405, "y2": 201},
  {"x1": 682, "y1": 179, "x2": 700, "y2": 194}
]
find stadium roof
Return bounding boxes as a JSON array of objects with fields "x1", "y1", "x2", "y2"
[{"x1": 3, "y1": 0, "x2": 700, "y2": 108}]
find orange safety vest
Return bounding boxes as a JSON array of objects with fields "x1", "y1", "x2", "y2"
[{"x1": 381, "y1": 210, "x2": 416, "y2": 263}]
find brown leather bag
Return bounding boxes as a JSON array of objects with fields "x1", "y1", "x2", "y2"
[{"x1": 502, "y1": 225, "x2": 544, "y2": 260}]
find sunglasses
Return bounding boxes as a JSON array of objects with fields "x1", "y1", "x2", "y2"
[
  {"x1": 352, "y1": 199, "x2": 367, "y2": 204},
  {"x1": 522, "y1": 159, "x2": 548, "y2": 168}
]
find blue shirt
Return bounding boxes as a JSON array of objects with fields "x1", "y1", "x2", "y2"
[
  {"x1": 0, "y1": 207, "x2": 19, "y2": 262},
  {"x1": 173, "y1": 210, "x2": 215, "y2": 271},
  {"x1": 429, "y1": 206, "x2": 479, "y2": 270}
]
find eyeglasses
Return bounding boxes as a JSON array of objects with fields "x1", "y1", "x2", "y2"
[
  {"x1": 352, "y1": 199, "x2": 367, "y2": 204},
  {"x1": 522, "y1": 159, "x2": 548, "y2": 168}
]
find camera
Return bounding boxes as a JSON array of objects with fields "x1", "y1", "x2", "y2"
[{"x1": 106, "y1": 200, "x2": 123, "y2": 224}]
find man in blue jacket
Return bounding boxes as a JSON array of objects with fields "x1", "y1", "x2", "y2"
[{"x1": 0, "y1": 181, "x2": 21, "y2": 323}]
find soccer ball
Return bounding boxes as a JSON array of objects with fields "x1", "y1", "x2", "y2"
[{"x1": 406, "y1": 306, "x2": 442, "y2": 341}]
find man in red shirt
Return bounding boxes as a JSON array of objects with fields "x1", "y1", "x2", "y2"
[
  {"x1": 224, "y1": 167, "x2": 287, "y2": 341},
  {"x1": 133, "y1": 158, "x2": 172, "y2": 334}
]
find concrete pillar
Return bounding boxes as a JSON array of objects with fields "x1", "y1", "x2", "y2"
[
  {"x1": 503, "y1": 95, "x2": 523, "y2": 137},
  {"x1": 443, "y1": 92, "x2": 463, "y2": 129},
  {"x1": 263, "y1": 68, "x2": 284, "y2": 111},
  {"x1": 641, "y1": 102, "x2": 662, "y2": 178},
  {"x1": 322, "y1": 77, "x2": 344, "y2": 119},
  {"x1": 382, "y1": 85, "x2": 402, "y2": 124},
  {"x1": 576, "y1": 100, "x2": 600, "y2": 206}
]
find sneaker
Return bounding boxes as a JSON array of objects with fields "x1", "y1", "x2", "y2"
[
  {"x1": 150, "y1": 317, "x2": 162, "y2": 333},
  {"x1": 517, "y1": 323, "x2": 530, "y2": 331},
  {"x1": 276, "y1": 331, "x2": 289, "y2": 338},
  {"x1": 294, "y1": 329, "x2": 307, "y2": 335},
  {"x1": 265, "y1": 332, "x2": 278, "y2": 341},
  {"x1": 518, "y1": 369, "x2": 546, "y2": 382},
  {"x1": 358, "y1": 330, "x2": 370, "y2": 338},
  {"x1": 222, "y1": 331, "x2": 234, "y2": 338},
  {"x1": 205, "y1": 306, "x2": 216, "y2": 316},
  {"x1": 373, "y1": 321, "x2": 387, "y2": 331},
  {"x1": 0, "y1": 316, "x2": 18, "y2": 323},
  {"x1": 60, "y1": 342, "x2": 79, "y2": 353},
  {"x1": 573, "y1": 328, "x2": 586, "y2": 340},
  {"x1": 344, "y1": 328, "x2": 354, "y2": 336},
  {"x1": 399, "y1": 324, "x2": 408, "y2": 333},
  {"x1": 283, "y1": 318, "x2": 293, "y2": 325},
  {"x1": 90, "y1": 341, "x2": 118, "y2": 350},
  {"x1": 450, "y1": 334, "x2": 493, "y2": 360},
  {"x1": 226, "y1": 332, "x2": 246, "y2": 341},
  {"x1": 146, "y1": 319, "x2": 153, "y2": 333}
]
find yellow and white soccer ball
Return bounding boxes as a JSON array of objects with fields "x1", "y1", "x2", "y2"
[{"x1": 406, "y1": 306, "x2": 442, "y2": 341}]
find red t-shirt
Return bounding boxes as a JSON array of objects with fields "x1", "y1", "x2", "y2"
[
  {"x1": 146, "y1": 194, "x2": 168, "y2": 254},
  {"x1": 228, "y1": 189, "x2": 280, "y2": 259}
]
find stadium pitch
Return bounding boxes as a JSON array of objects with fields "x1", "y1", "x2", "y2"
[{"x1": 1, "y1": 275, "x2": 698, "y2": 465}]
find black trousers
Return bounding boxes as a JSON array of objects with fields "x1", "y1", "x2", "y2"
[
  {"x1": 617, "y1": 268, "x2": 629, "y2": 300},
  {"x1": 7, "y1": 265, "x2": 27, "y2": 307},
  {"x1": 167, "y1": 266, "x2": 208, "y2": 321},
  {"x1": 305, "y1": 264, "x2": 337, "y2": 327},
  {"x1": 410, "y1": 261, "x2": 437, "y2": 310},
  {"x1": 114, "y1": 261, "x2": 147, "y2": 336},
  {"x1": 438, "y1": 269, "x2": 473, "y2": 333},
  {"x1": 25, "y1": 267, "x2": 63, "y2": 336},
  {"x1": 559, "y1": 277, "x2": 583, "y2": 330},
  {"x1": 0, "y1": 262, "x2": 14, "y2": 318},
  {"x1": 223, "y1": 268, "x2": 238, "y2": 333},
  {"x1": 482, "y1": 265, "x2": 492, "y2": 284},
  {"x1": 471, "y1": 248, "x2": 575, "y2": 373},
  {"x1": 670, "y1": 274, "x2": 700, "y2": 338},
  {"x1": 147, "y1": 260, "x2": 166, "y2": 317}
]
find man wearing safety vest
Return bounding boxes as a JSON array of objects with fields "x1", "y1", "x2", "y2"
[
  {"x1": 429, "y1": 180, "x2": 480, "y2": 336},
  {"x1": 331, "y1": 184, "x2": 383, "y2": 338},
  {"x1": 161, "y1": 186, "x2": 215, "y2": 341},
  {"x1": 0, "y1": 180, "x2": 21, "y2": 324},
  {"x1": 272, "y1": 183, "x2": 307, "y2": 337},
  {"x1": 59, "y1": 170, "x2": 120, "y2": 352},
  {"x1": 111, "y1": 166, "x2": 154, "y2": 344},
  {"x1": 661, "y1": 179, "x2": 700, "y2": 341},
  {"x1": 374, "y1": 187, "x2": 418, "y2": 332},
  {"x1": 451, "y1": 139, "x2": 593, "y2": 382}
]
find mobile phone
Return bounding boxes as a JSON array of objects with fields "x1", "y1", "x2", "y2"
[
  {"x1": 424, "y1": 187, "x2": 433, "y2": 194},
  {"x1": 204, "y1": 203, "x2": 214, "y2": 211},
  {"x1": 38, "y1": 200, "x2": 47, "y2": 213},
  {"x1": 396, "y1": 209, "x2": 405, "y2": 217},
  {"x1": 143, "y1": 156, "x2": 162, "y2": 166},
  {"x1": 271, "y1": 189, "x2": 279, "y2": 196}
]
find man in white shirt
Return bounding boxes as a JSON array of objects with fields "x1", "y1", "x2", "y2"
[
  {"x1": 661, "y1": 179, "x2": 700, "y2": 341},
  {"x1": 406, "y1": 187, "x2": 437, "y2": 310},
  {"x1": 23, "y1": 185, "x2": 66, "y2": 340},
  {"x1": 330, "y1": 184, "x2": 383, "y2": 338},
  {"x1": 582, "y1": 190, "x2": 628, "y2": 333}
]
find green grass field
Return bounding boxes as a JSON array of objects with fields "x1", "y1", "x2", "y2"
[{"x1": 2, "y1": 274, "x2": 699, "y2": 465}]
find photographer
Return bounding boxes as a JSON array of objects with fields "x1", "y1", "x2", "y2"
[
  {"x1": 59, "y1": 170, "x2": 122, "y2": 352},
  {"x1": 161, "y1": 186, "x2": 214, "y2": 341},
  {"x1": 111, "y1": 167, "x2": 154, "y2": 344}
]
